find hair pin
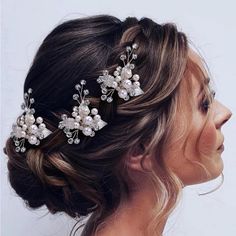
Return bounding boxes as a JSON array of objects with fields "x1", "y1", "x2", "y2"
[
  {"x1": 96, "y1": 43, "x2": 144, "y2": 103},
  {"x1": 58, "y1": 79, "x2": 107, "y2": 144},
  {"x1": 10, "y1": 88, "x2": 52, "y2": 152}
]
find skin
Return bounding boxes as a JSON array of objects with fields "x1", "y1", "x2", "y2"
[{"x1": 93, "y1": 49, "x2": 232, "y2": 236}]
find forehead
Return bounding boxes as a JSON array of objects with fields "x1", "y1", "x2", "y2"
[{"x1": 186, "y1": 48, "x2": 210, "y2": 94}]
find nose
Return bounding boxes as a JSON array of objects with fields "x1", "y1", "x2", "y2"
[{"x1": 214, "y1": 100, "x2": 232, "y2": 129}]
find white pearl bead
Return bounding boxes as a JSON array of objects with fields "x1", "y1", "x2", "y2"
[
  {"x1": 36, "y1": 117, "x2": 43, "y2": 124},
  {"x1": 29, "y1": 125, "x2": 38, "y2": 134},
  {"x1": 118, "y1": 89, "x2": 128, "y2": 99},
  {"x1": 39, "y1": 123, "x2": 46, "y2": 129},
  {"x1": 91, "y1": 108, "x2": 98, "y2": 115},
  {"x1": 21, "y1": 131, "x2": 26, "y2": 138},
  {"x1": 75, "y1": 115, "x2": 81, "y2": 122},
  {"x1": 122, "y1": 79, "x2": 132, "y2": 88},
  {"x1": 83, "y1": 116, "x2": 93, "y2": 125},
  {"x1": 22, "y1": 124, "x2": 28, "y2": 131},
  {"x1": 82, "y1": 127, "x2": 92, "y2": 136},
  {"x1": 28, "y1": 135, "x2": 37, "y2": 145},
  {"x1": 74, "y1": 122, "x2": 80, "y2": 129},
  {"x1": 25, "y1": 114, "x2": 35, "y2": 125},
  {"x1": 94, "y1": 115, "x2": 101, "y2": 121}
]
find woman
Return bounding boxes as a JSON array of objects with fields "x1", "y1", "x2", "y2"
[{"x1": 4, "y1": 15, "x2": 232, "y2": 236}]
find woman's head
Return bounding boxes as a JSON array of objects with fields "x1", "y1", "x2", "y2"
[{"x1": 4, "y1": 15, "x2": 232, "y2": 234}]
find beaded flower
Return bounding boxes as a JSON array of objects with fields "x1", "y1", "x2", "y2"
[
  {"x1": 96, "y1": 43, "x2": 144, "y2": 103},
  {"x1": 58, "y1": 79, "x2": 108, "y2": 144},
  {"x1": 10, "y1": 88, "x2": 52, "y2": 152}
]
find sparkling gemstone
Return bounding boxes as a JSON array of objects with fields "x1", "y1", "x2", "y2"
[
  {"x1": 75, "y1": 84, "x2": 81, "y2": 90},
  {"x1": 101, "y1": 95, "x2": 107, "y2": 101},
  {"x1": 30, "y1": 98, "x2": 35, "y2": 104},
  {"x1": 80, "y1": 80, "x2": 86, "y2": 85},
  {"x1": 120, "y1": 54, "x2": 126, "y2": 60},
  {"x1": 21, "y1": 147, "x2": 26, "y2": 152},
  {"x1": 30, "y1": 108, "x2": 35, "y2": 114},
  {"x1": 74, "y1": 122, "x2": 80, "y2": 129},
  {"x1": 126, "y1": 46, "x2": 132, "y2": 51},
  {"x1": 15, "y1": 147, "x2": 21, "y2": 152},
  {"x1": 107, "y1": 97, "x2": 113, "y2": 103},
  {"x1": 68, "y1": 138, "x2": 74, "y2": 144},
  {"x1": 102, "y1": 88, "x2": 108, "y2": 94},
  {"x1": 124, "y1": 95, "x2": 130, "y2": 101},
  {"x1": 132, "y1": 54, "x2": 137, "y2": 59},
  {"x1": 66, "y1": 132, "x2": 72, "y2": 138},
  {"x1": 74, "y1": 138, "x2": 80, "y2": 144},
  {"x1": 73, "y1": 94, "x2": 79, "y2": 100},
  {"x1": 64, "y1": 118, "x2": 75, "y2": 129},
  {"x1": 21, "y1": 103, "x2": 26, "y2": 109},
  {"x1": 28, "y1": 88, "x2": 33, "y2": 93},
  {"x1": 83, "y1": 89, "x2": 89, "y2": 95}
]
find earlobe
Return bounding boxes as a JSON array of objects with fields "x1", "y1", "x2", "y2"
[{"x1": 126, "y1": 144, "x2": 153, "y2": 171}]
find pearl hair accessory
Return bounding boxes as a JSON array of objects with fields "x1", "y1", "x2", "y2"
[
  {"x1": 96, "y1": 43, "x2": 144, "y2": 103},
  {"x1": 10, "y1": 88, "x2": 52, "y2": 153},
  {"x1": 58, "y1": 79, "x2": 108, "y2": 145}
]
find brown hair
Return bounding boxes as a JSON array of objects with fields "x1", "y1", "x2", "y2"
[{"x1": 3, "y1": 15, "x2": 200, "y2": 235}]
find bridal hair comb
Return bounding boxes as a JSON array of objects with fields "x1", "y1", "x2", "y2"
[
  {"x1": 58, "y1": 80, "x2": 108, "y2": 145},
  {"x1": 96, "y1": 43, "x2": 144, "y2": 103},
  {"x1": 10, "y1": 43, "x2": 144, "y2": 150},
  {"x1": 10, "y1": 88, "x2": 52, "y2": 152}
]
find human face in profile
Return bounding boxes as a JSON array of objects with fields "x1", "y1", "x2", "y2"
[{"x1": 164, "y1": 49, "x2": 232, "y2": 186}]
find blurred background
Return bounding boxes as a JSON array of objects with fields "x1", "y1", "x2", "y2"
[{"x1": 1, "y1": 0, "x2": 236, "y2": 235}]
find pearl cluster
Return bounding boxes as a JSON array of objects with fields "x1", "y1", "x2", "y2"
[
  {"x1": 58, "y1": 80, "x2": 107, "y2": 144},
  {"x1": 10, "y1": 88, "x2": 52, "y2": 153},
  {"x1": 97, "y1": 43, "x2": 144, "y2": 103}
]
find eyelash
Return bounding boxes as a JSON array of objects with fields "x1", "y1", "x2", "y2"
[{"x1": 200, "y1": 90, "x2": 216, "y2": 113}]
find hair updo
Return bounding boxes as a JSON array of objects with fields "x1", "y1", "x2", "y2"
[{"x1": 4, "y1": 15, "x2": 190, "y2": 235}]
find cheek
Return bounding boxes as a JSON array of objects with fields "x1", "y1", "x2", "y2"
[{"x1": 197, "y1": 123, "x2": 217, "y2": 154}]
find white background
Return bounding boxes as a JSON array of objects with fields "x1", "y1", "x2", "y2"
[{"x1": 1, "y1": 0, "x2": 236, "y2": 235}]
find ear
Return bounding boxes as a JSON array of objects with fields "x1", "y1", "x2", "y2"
[{"x1": 126, "y1": 143, "x2": 153, "y2": 171}]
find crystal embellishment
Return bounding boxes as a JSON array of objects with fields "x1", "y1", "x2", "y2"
[
  {"x1": 96, "y1": 43, "x2": 144, "y2": 102},
  {"x1": 58, "y1": 80, "x2": 107, "y2": 144},
  {"x1": 10, "y1": 88, "x2": 52, "y2": 153}
]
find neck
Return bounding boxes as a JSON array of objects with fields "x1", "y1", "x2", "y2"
[{"x1": 89, "y1": 186, "x2": 169, "y2": 236}]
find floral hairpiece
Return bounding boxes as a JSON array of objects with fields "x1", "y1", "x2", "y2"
[
  {"x1": 58, "y1": 80, "x2": 107, "y2": 144},
  {"x1": 10, "y1": 88, "x2": 52, "y2": 152},
  {"x1": 10, "y1": 43, "x2": 144, "y2": 150},
  {"x1": 97, "y1": 43, "x2": 144, "y2": 103}
]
